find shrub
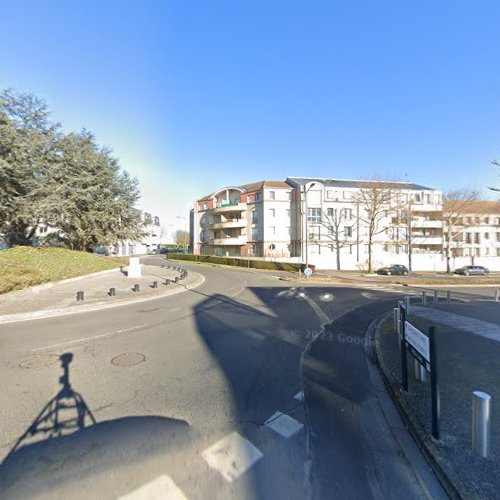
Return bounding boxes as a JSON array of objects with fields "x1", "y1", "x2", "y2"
[{"x1": 167, "y1": 253, "x2": 315, "y2": 272}]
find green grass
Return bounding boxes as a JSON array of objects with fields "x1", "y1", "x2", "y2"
[{"x1": 0, "y1": 246, "x2": 128, "y2": 294}]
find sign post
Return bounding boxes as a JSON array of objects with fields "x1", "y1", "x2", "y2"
[
  {"x1": 400, "y1": 302, "x2": 408, "y2": 392},
  {"x1": 429, "y1": 326, "x2": 440, "y2": 439}
]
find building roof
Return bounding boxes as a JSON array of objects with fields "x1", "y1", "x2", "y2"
[
  {"x1": 195, "y1": 180, "x2": 290, "y2": 202},
  {"x1": 286, "y1": 177, "x2": 436, "y2": 191},
  {"x1": 443, "y1": 199, "x2": 500, "y2": 215}
]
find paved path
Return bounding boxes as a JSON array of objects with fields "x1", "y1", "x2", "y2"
[
  {"x1": 411, "y1": 304, "x2": 500, "y2": 343},
  {"x1": 0, "y1": 259, "x2": 440, "y2": 499}
]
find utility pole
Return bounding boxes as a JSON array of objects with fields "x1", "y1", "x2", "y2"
[{"x1": 408, "y1": 196, "x2": 413, "y2": 271}]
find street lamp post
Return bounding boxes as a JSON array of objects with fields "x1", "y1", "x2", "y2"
[{"x1": 302, "y1": 182, "x2": 316, "y2": 270}]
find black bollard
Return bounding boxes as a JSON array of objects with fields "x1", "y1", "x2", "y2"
[
  {"x1": 174, "y1": 277, "x2": 179, "y2": 283},
  {"x1": 76, "y1": 291, "x2": 84, "y2": 301},
  {"x1": 133, "y1": 284, "x2": 140, "y2": 292},
  {"x1": 109, "y1": 287, "x2": 116, "y2": 296},
  {"x1": 153, "y1": 281, "x2": 158, "y2": 288},
  {"x1": 165, "y1": 279, "x2": 170, "y2": 285}
]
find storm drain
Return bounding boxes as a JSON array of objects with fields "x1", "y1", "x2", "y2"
[
  {"x1": 19, "y1": 353, "x2": 60, "y2": 369},
  {"x1": 111, "y1": 352, "x2": 145, "y2": 367}
]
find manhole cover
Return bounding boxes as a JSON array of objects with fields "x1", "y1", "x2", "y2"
[
  {"x1": 19, "y1": 353, "x2": 60, "y2": 369},
  {"x1": 111, "y1": 352, "x2": 146, "y2": 367}
]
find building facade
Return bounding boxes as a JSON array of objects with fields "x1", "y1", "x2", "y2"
[
  {"x1": 444, "y1": 200, "x2": 500, "y2": 271},
  {"x1": 192, "y1": 177, "x2": 450, "y2": 270}
]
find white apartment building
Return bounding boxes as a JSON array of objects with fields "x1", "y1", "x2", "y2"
[
  {"x1": 444, "y1": 200, "x2": 500, "y2": 271},
  {"x1": 287, "y1": 177, "x2": 444, "y2": 271},
  {"x1": 191, "y1": 177, "x2": 449, "y2": 270}
]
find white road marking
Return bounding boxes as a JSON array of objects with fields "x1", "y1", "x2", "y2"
[
  {"x1": 265, "y1": 411, "x2": 304, "y2": 438},
  {"x1": 201, "y1": 431, "x2": 263, "y2": 482},
  {"x1": 297, "y1": 293, "x2": 331, "y2": 325},
  {"x1": 294, "y1": 391, "x2": 305, "y2": 402},
  {"x1": 31, "y1": 324, "x2": 151, "y2": 352},
  {"x1": 118, "y1": 474, "x2": 187, "y2": 500}
]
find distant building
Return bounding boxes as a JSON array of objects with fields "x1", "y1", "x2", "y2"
[
  {"x1": 444, "y1": 200, "x2": 500, "y2": 270},
  {"x1": 33, "y1": 208, "x2": 162, "y2": 256}
]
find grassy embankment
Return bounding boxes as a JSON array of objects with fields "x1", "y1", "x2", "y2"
[{"x1": 0, "y1": 247, "x2": 128, "y2": 294}]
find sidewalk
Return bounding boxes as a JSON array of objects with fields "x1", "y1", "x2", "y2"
[
  {"x1": 376, "y1": 301, "x2": 500, "y2": 499},
  {"x1": 0, "y1": 265, "x2": 204, "y2": 324}
]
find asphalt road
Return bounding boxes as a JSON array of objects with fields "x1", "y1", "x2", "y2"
[{"x1": 0, "y1": 258, "x2": 448, "y2": 499}]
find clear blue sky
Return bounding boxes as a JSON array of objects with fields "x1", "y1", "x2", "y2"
[{"x1": 2, "y1": 1, "x2": 499, "y2": 234}]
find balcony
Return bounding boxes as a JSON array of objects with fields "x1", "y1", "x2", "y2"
[
  {"x1": 411, "y1": 203, "x2": 441, "y2": 212},
  {"x1": 412, "y1": 219, "x2": 442, "y2": 228},
  {"x1": 213, "y1": 202, "x2": 246, "y2": 214},
  {"x1": 212, "y1": 236, "x2": 247, "y2": 245},
  {"x1": 412, "y1": 236, "x2": 442, "y2": 245},
  {"x1": 211, "y1": 219, "x2": 247, "y2": 229}
]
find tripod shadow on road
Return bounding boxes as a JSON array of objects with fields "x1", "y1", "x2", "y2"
[
  {"x1": 5, "y1": 352, "x2": 96, "y2": 459},
  {"x1": 1, "y1": 352, "x2": 190, "y2": 499}
]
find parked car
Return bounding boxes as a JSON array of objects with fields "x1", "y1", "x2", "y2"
[
  {"x1": 454, "y1": 265, "x2": 489, "y2": 276},
  {"x1": 376, "y1": 264, "x2": 409, "y2": 276}
]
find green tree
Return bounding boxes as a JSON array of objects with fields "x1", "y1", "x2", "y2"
[
  {"x1": 46, "y1": 130, "x2": 144, "y2": 251},
  {"x1": 0, "y1": 89, "x2": 60, "y2": 245}
]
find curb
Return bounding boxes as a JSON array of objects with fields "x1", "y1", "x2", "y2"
[
  {"x1": 0, "y1": 272, "x2": 205, "y2": 325},
  {"x1": 6, "y1": 267, "x2": 121, "y2": 297},
  {"x1": 373, "y1": 311, "x2": 466, "y2": 500}
]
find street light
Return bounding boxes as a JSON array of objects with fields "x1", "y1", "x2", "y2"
[
  {"x1": 302, "y1": 182, "x2": 316, "y2": 270},
  {"x1": 176, "y1": 216, "x2": 188, "y2": 252}
]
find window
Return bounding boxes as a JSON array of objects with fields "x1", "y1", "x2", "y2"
[
  {"x1": 252, "y1": 211, "x2": 257, "y2": 223},
  {"x1": 251, "y1": 244, "x2": 256, "y2": 255},
  {"x1": 38, "y1": 226, "x2": 47, "y2": 234},
  {"x1": 412, "y1": 193, "x2": 422, "y2": 203},
  {"x1": 269, "y1": 226, "x2": 276, "y2": 236},
  {"x1": 269, "y1": 191, "x2": 276, "y2": 200},
  {"x1": 269, "y1": 208, "x2": 275, "y2": 217},
  {"x1": 154, "y1": 216, "x2": 160, "y2": 226},
  {"x1": 144, "y1": 212, "x2": 152, "y2": 224},
  {"x1": 307, "y1": 208, "x2": 322, "y2": 223},
  {"x1": 327, "y1": 190, "x2": 336, "y2": 200},
  {"x1": 475, "y1": 233, "x2": 480, "y2": 244},
  {"x1": 484, "y1": 217, "x2": 490, "y2": 224},
  {"x1": 466, "y1": 233, "x2": 472, "y2": 244},
  {"x1": 256, "y1": 193, "x2": 262, "y2": 201},
  {"x1": 268, "y1": 243, "x2": 276, "y2": 250},
  {"x1": 286, "y1": 209, "x2": 291, "y2": 218},
  {"x1": 286, "y1": 226, "x2": 291, "y2": 235},
  {"x1": 345, "y1": 226, "x2": 352, "y2": 237},
  {"x1": 327, "y1": 207, "x2": 335, "y2": 218},
  {"x1": 204, "y1": 203, "x2": 209, "y2": 211},
  {"x1": 327, "y1": 226, "x2": 334, "y2": 235},
  {"x1": 252, "y1": 228, "x2": 258, "y2": 240},
  {"x1": 484, "y1": 232, "x2": 490, "y2": 240},
  {"x1": 248, "y1": 195, "x2": 255, "y2": 203},
  {"x1": 343, "y1": 191, "x2": 352, "y2": 200},
  {"x1": 308, "y1": 227, "x2": 320, "y2": 240},
  {"x1": 425, "y1": 194, "x2": 431, "y2": 204},
  {"x1": 484, "y1": 248, "x2": 490, "y2": 255},
  {"x1": 343, "y1": 208, "x2": 352, "y2": 219},
  {"x1": 287, "y1": 192, "x2": 291, "y2": 200},
  {"x1": 497, "y1": 248, "x2": 500, "y2": 257},
  {"x1": 497, "y1": 233, "x2": 500, "y2": 242}
]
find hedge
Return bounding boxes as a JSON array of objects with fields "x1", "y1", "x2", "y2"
[{"x1": 167, "y1": 253, "x2": 315, "y2": 272}]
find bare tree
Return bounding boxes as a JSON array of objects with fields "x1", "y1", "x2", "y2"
[
  {"x1": 491, "y1": 159, "x2": 500, "y2": 193},
  {"x1": 175, "y1": 229, "x2": 189, "y2": 249},
  {"x1": 353, "y1": 181, "x2": 404, "y2": 273},
  {"x1": 320, "y1": 207, "x2": 354, "y2": 270},
  {"x1": 442, "y1": 188, "x2": 480, "y2": 273}
]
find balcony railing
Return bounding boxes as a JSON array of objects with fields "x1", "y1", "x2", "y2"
[
  {"x1": 212, "y1": 236, "x2": 247, "y2": 245},
  {"x1": 210, "y1": 219, "x2": 246, "y2": 229},
  {"x1": 213, "y1": 203, "x2": 246, "y2": 213}
]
